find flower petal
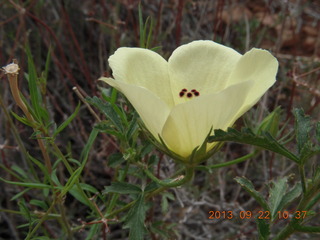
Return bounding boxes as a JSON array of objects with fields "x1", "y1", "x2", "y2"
[
  {"x1": 168, "y1": 40, "x2": 242, "y2": 104},
  {"x1": 161, "y1": 80, "x2": 253, "y2": 158},
  {"x1": 108, "y1": 47, "x2": 174, "y2": 107},
  {"x1": 100, "y1": 78, "x2": 170, "y2": 139},
  {"x1": 227, "y1": 48, "x2": 278, "y2": 117}
]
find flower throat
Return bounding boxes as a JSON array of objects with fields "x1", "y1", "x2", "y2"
[{"x1": 179, "y1": 88, "x2": 200, "y2": 98}]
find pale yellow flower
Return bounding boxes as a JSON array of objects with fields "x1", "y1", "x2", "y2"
[{"x1": 100, "y1": 40, "x2": 278, "y2": 160}]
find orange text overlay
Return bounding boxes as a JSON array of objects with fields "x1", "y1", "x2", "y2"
[{"x1": 208, "y1": 210, "x2": 308, "y2": 220}]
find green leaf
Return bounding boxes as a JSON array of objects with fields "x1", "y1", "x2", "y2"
[
  {"x1": 268, "y1": 177, "x2": 288, "y2": 220},
  {"x1": 30, "y1": 199, "x2": 48, "y2": 210},
  {"x1": 144, "y1": 181, "x2": 159, "y2": 193},
  {"x1": 69, "y1": 185, "x2": 91, "y2": 206},
  {"x1": 28, "y1": 154, "x2": 50, "y2": 181},
  {"x1": 124, "y1": 193, "x2": 147, "y2": 240},
  {"x1": 294, "y1": 108, "x2": 311, "y2": 154},
  {"x1": 60, "y1": 167, "x2": 83, "y2": 196},
  {"x1": 256, "y1": 218, "x2": 270, "y2": 240},
  {"x1": 18, "y1": 199, "x2": 32, "y2": 224},
  {"x1": 126, "y1": 112, "x2": 139, "y2": 141},
  {"x1": 86, "y1": 96, "x2": 123, "y2": 132},
  {"x1": 299, "y1": 144, "x2": 320, "y2": 164},
  {"x1": 78, "y1": 183, "x2": 99, "y2": 194},
  {"x1": 293, "y1": 109, "x2": 320, "y2": 163},
  {"x1": 11, "y1": 188, "x2": 30, "y2": 201},
  {"x1": 235, "y1": 177, "x2": 269, "y2": 211},
  {"x1": 80, "y1": 127, "x2": 100, "y2": 165},
  {"x1": 50, "y1": 169, "x2": 61, "y2": 186},
  {"x1": 145, "y1": 17, "x2": 154, "y2": 49},
  {"x1": 0, "y1": 177, "x2": 52, "y2": 189},
  {"x1": 209, "y1": 128, "x2": 299, "y2": 163},
  {"x1": 108, "y1": 153, "x2": 125, "y2": 168},
  {"x1": 11, "y1": 165, "x2": 28, "y2": 179},
  {"x1": 103, "y1": 182, "x2": 142, "y2": 195},
  {"x1": 256, "y1": 107, "x2": 281, "y2": 137},
  {"x1": 138, "y1": 3, "x2": 145, "y2": 48},
  {"x1": 268, "y1": 177, "x2": 301, "y2": 221},
  {"x1": 43, "y1": 46, "x2": 52, "y2": 83},
  {"x1": 85, "y1": 224, "x2": 101, "y2": 240},
  {"x1": 279, "y1": 182, "x2": 301, "y2": 211},
  {"x1": 11, "y1": 111, "x2": 34, "y2": 127},
  {"x1": 150, "y1": 221, "x2": 171, "y2": 238},
  {"x1": 26, "y1": 45, "x2": 44, "y2": 122},
  {"x1": 161, "y1": 192, "x2": 175, "y2": 213},
  {"x1": 53, "y1": 102, "x2": 80, "y2": 138}
]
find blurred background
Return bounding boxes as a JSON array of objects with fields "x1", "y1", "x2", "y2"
[{"x1": 1, "y1": 0, "x2": 320, "y2": 239}]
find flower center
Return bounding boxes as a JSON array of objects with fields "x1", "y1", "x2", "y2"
[{"x1": 179, "y1": 88, "x2": 200, "y2": 98}]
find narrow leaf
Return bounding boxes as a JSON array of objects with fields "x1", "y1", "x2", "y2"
[
  {"x1": 146, "y1": 17, "x2": 154, "y2": 49},
  {"x1": 69, "y1": 185, "x2": 91, "y2": 206},
  {"x1": 30, "y1": 199, "x2": 48, "y2": 210},
  {"x1": 78, "y1": 183, "x2": 99, "y2": 194},
  {"x1": 26, "y1": 46, "x2": 42, "y2": 121},
  {"x1": 138, "y1": 3, "x2": 145, "y2": 48},
  {"x1": 60, "y1": 167, "x2": 82, "y2": 196},
  {"x1": 11, "y1": 165, "x2": 28, "y2": 179},
  {"x1": 103, "y1": 182, "x2": 142, "y2": 195},
  {"x1": 11, "y1": 189, "x2": 30, "y2": 201},
  {"x1": 80, "y1": 127, "x2": 100, "y2": 165},
  {"x1": 43, "y1": 46, "x2": 52, "y2": 83},
  {"x1": 126, "y1": 112, "x2": 139, "y2": 140},
  {"x1": 0, "y1": 177, "x2": 52, "y2": 189},
  {"x1": 11, "y1": 111, "x2": 34, "y2": 127},
  {"x1": 53, "y1": 102, "x2": 80, "y2": 138}
]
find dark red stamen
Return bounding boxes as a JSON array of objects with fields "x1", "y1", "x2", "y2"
[
  {"x1": 187, "y1": 92, "x2": 193, "y2": 98},
  {"x1": 182, "y1": 88, "x2": 187, "y2": 92},
  {"x1": 191, "y1": 89, "x2": 196, "y2": 92},
  {"x1": 179, "y1": 91, "x2": 185, "y2": 97},
  {"x1": 194, "y1": 91, "x2": 200, "y2": 96}
]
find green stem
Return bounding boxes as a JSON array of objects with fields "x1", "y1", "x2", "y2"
[
  {"x1": 50, "y1": 142, "x2": 74, "y2": 175},
  {"x1": 196, "y1": 151, "x2": 258, "y2": 171},
  {"x1": 139, "y1": 162, "x2": 194, "y2": 187},
  {"x1": 105, "y1": 199, "x2": 136, "y2": 219}
]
